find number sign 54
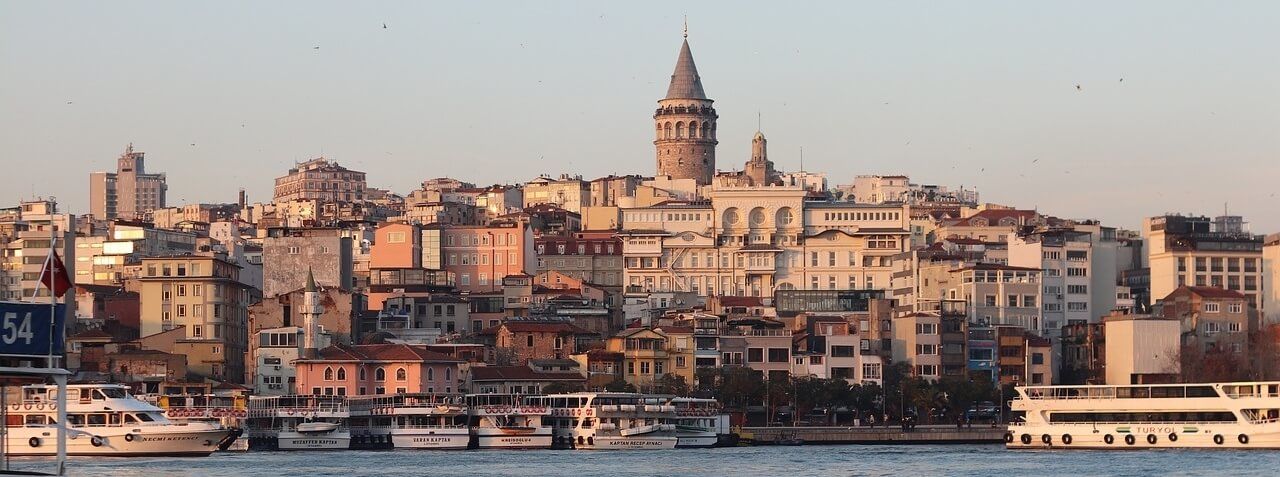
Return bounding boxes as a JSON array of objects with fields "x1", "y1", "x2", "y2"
[{"x1": 2, "y1": 312, "x2": 35, "y2": 345}]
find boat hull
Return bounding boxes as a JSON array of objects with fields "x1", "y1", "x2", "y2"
[
  {"x1": 473, "y1": 429, "x2": 552, "y2": 449},
  {"x1": 390, "y1": 429, "x2": 470, "y2": 449},
  {"x1": 5, "y1": 426, "x2": 230, "y2": 457},
  {"x1": 277, "y1": 430, "x2": 352, "y2": 450},
  {"x1": 1006, "y1": 424, "x2": 1280, "y2": 449},
  {"x1": 572, "y1": 435, "x2": 679, "y2": 450},
  {"x1": 675, "y1": 434, "x2": 718, "y2": 448}
]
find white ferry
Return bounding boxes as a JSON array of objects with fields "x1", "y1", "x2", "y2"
[
  {"x1": 666, "y1": 397, "x2": 726, "y2": 448},
  {"x1": 528, "y1": 393, "x2": 680, "y2": 450},
  {"x1": 352, "y1": 393, "x2": 469, "y2": 449},
  {"x1": 2, "y1": 384, "x2": 232, "y2": 456},
  {"x1": 1008, "y1": 381, "x2": 1280, "y2": 449},
  {"x1": 142, "y1": 393, "x2": 248, "y2": 451},
  {"x1": 467, "y1": 394, "x2": 552, "y2": 449},
  {"x1": 246, "y1": 395, "x2": 351, "y2": 450}
]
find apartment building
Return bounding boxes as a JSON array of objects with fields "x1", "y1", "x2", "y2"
[
  {"x1": 89, "y1": 144, "x2": 168, "y2": 220},
  {"x1": 1146, "y1": 214, "x2": 1265, "y2": 311},
  {"x1": 272, "y1": 158, "x2": 367, "y2": 204}
]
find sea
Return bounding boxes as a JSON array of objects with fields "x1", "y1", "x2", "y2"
[{"x1": 8, "y1": 445, "x2": 1280, "y2": 477}]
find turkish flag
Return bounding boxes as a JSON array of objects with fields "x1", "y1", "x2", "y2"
[{"x1": 38, "y1": 248, "x2": 72, "y2": 298}]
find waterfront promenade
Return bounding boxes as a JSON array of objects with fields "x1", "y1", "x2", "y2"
[{"x1": 745, "y1": 425, "x2": 1005, "y2": 444}]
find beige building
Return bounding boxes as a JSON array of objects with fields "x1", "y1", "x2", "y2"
[
  {"x1": 522, "y1": 174, "x2": 590, "y2": 214},
  {"x1": 89, "y1": 144, "x2": 168, "y2": 220},
  {"x1": 1103, "y1": 312, "x2": 1180, "y2": 385},
  {"x1": 138, "y1": 256, "x2": 260, "y2": 383},
  {"x1": 1145, "y1": 214, "x2": 1265, "y2": 312},
  {"x1": 620, "y1": 185, "x2": 910, "y2": 298},
  {"x1": 272, "y1": 157, "x2": 367, "y2": 204}
]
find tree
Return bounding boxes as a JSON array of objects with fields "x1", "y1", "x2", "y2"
[
  {"x1": 790, "y1": 377, "x2": 830, "y2": 425},
  {"x1": 653, "y1": 374, "x2": 690, "y2": 396},
  {"x1": 604, "y1": 376, "x2": 637, "y2": 393},
  {"x1": 713, "y1": 367, "x2": 765, "y2": 411},
  {"x1": 493, "y1": 346, "x2": 518, "y2": 366},
  {"x1": 541, "y1": 382, "x2": 583, "y2": 394}
]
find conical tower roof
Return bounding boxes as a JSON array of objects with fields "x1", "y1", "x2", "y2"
[
  {"x1": 665, "y1": 39, "x2": 707, "y2": 100},
  {"x1": 305, "y1": 267, "x2": 317, "y2": 292}
]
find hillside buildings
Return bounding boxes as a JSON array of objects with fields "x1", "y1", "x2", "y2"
[{"x1": 89, "y1": 144, "x2": 168, "y2": 220}]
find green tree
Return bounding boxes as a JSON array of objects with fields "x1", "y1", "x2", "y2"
[
  {"x1": 604, "y1": 376, "x2": 637, "y2": 393},
  {"x1": 653, "y1": 374, "x2": 690, "y2": 396}
]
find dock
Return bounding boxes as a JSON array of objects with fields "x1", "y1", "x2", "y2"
[{"x1": 743, "y1": 425, "x2": 1005, "y2": 445}]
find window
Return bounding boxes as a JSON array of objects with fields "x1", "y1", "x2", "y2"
[
  {"x1": 747, "y1": 348, "x2": 764, "y2": 363},
  {"x1": 396, "y1": 368, "x2": 407, "y2": 381},
  {"x1": 915, "y1": 365, "x2": 938, "y2": 376},
  {"x1": 767, "y1": 348, "x2": 789, "y2": 363},
  {"x1": 1023, "y1": 295, "x2": 1037, "y2": 308},
  {"x1": 1067, "y1": 268, "x2": 1088, "y2": 277},
  {"x1": 324, "y1": 367, "x2": 334, "y2": 380},
  {"x1": 177, "y1": 285, "x2": 186, "y2": 297},
  {"x1": 861, "y1": 363, "x2": 881, "y2": 380},
  {"x1": 527, "y1": 335, "x2": 535, "y2": 347},
  {"x1": 375, "y1": 367, "x2": 386, "y2": 381},
  {"x1": 915, "y1": 323, "x2": 937, "y2": 335},
  {"x1": 1068, "y1": 302, "x2": 1088, "y2": 311},
  {"x1": 1228, "y1": 322, "x2": 1242, "y2": 332},
  {"x1": 1067, "y1": 285, "x2": 1088, "y2": 295},
  {"x1": 916, "y1": 344, "x2": 938, "y2": 355},
  {"x1": 1228, "y1": 303, "x2": 1243, "y2": 314},
  {"x1": 1008, "y1": 294, "x2": 1019, "y2": 307},
  {"x1": 1204, "y1": 303, "x2": 1220, "y2": 313},
  {"x1": 337, "y1": 368, "x2": 346, "y2": 380},
  {"x1": 984, "y1": 295, "x2": 997, "y2": 307}
]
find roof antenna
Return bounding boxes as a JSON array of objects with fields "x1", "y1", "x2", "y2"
[
  {"x1": 683, "y1": 15, "x2": 688, "y2": 39},
  {"x1": 800, "y1": 146, "x2": 804, "y2": 172},
  {"x1": 757, "y1": 111, "x2": 762, "y2": 132}
]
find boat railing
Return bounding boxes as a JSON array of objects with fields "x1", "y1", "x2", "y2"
[
  {"x1": 1011, "y1": 420, "x2": 1241, "y2": 427},
  {"x1": 392, "y1": 423, "x2": 469, "y2": 430}
]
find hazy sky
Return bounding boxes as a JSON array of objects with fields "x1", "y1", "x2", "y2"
[{"x1": 2, "y1": 1, "x2": 1277, "y2": 232}]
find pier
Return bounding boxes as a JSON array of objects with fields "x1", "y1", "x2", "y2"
[{"x1": 743, "y1": 425, "x2": 1005, "y2": 445}]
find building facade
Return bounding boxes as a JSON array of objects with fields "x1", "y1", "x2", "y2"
[
  {"x1": 1146, "y1": 214, "x2": 1265, "y2": 311},
  {"x1": 89, "y1": 144, "x2": 168, "y2": 220},
  {"x1": 272, "y1": 158, "x2": 367, "y2": 204}
]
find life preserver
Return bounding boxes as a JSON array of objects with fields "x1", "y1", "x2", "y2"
[
  {"x1": 91, "y1": 436, "x2": 104, "y2": 447},
  {"x1": 24, "y1": 403, "x2": 31, "y2": 410},
  {"x1": 1214, "y1": 434, "x2": 1225, "y2": 445},
  {"x1": 125, "y1": 433, "x2": 136, "y2": 442},
  {"x1": 10, "y1": 403, "x2": 18, "y2": 411},
  {"x1": 204, "y1": 439, "x2": 213, "y2": 447},
  {"x1": 1061, "y1": 434, "x2": 1072, "y2": 445},
  {"x1": 1238, "y1": 434, "x2": 1249, "y2": 445},
  {"x1": 1020, "y1": 434, "x2": 1031, "y2": 445},
  {"x1": 1104, "y1": 434, "x2": 1114, "y2": 445},
  {"x1": 29, "y1": 437, "x2": 40, "y2": 448},
  {"x1": 287, "y1": 409, "x2": 296, "y2": 415},
  {"x1": 1124, "y1": 434, "x2": 1136, "y2": 445},
  {"x1": 1004, "y1": 432, "x2": 1014, "y2": 443},
  {"x1": 1041, "y1": 434, "x2": 1051, "y2": 445},
  {"x1": 35, "y1": 403, "x2": 45, "y2": 411},
  {"x1": 587, "y1": 436, "x2": 594, "y2": 446},
  {"x1": 1146, "y1": 434, "x2": 1157, "y2": 445},
  {"x1": 1168, "y1": 433, "x2": 1178, "y2": 442}
]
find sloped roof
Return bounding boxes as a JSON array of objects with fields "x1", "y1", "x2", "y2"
[
  {"x1": 1179, "y1": 286, "x2": 1247, "y2": 300},
  {"x1": 479, "y1": 321, "x2": 593, "y2": 335},
  {"x1": 310, "y1": 343, "x2": 460, "y2": 362},
  {"x1": 665, "y1": 39, "x2": 707, "y2": 100}
]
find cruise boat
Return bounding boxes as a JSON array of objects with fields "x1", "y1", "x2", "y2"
[
  {"x1": 2, "y1": 384, "x2": 232, "y2": 456},
  {"x1": 245, "y1": 395, "x2": 351, "y2": 450},
  {"x1": 351, "y1": 393, "x2": 469, "y2": 449},
  {"x1": 666, "y1": 397, "x2": 726, "y2": 448},
  {"x1": 1008, "y1": 381, "x2": 1280, "y2": 449},
  {"x1": 142, "y1": 392, "x2": 247, "y2": 450},
  {"x1": 467, "y1": 394, "x2": 552, "y2": 449},
  {"x1": 528, "y1": 393, "x2": 680, "y2": 450}
]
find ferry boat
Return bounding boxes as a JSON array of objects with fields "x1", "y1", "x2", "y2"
[
  {"x1": 528, "y1": 393, "x2": 680, "y2": 450},
  {"x1": 467, "y1": 394, "x2": 552, "y2": 449},
  {"x1": 142, "y1": 393, "x2": 247, "y2": 451},
  {"x1": 2, "y1": 384, "x2": 232, "y2": 456},
  {"x1": 1008, "y1": 381, "x2": 1280, "y2": 449},
  {"x1": 245, "y1": 395, "x2": 351, "y2": 450},
  {"x1": 666, "y1": 397, "x2": 725, "y2": 448},
  {"x1": 351, "y1": 393, "x2": 469, "y2": 449}
]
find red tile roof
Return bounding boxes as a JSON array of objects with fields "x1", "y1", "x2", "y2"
[
  {"x1": 310, "y1": 343, "x2": 461, "y2": 362},
  {"x1": 1179, "y1": 286, "x2": 1246, "y2": 300},
  {"x1": 718, "y1": 296, "x2": 765, "y2": 308},
  {"x1": 479, "y1": 321, "x2": 593, "y2": 335}
]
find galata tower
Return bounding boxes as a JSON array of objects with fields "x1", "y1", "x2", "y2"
[{"x1": 654, "y1": 31, "x2": 717, "y2": 185}]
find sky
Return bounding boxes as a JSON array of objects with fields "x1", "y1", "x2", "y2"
[{"x1": 2, "y1": 1, "x2": 1277, "y2": 232}]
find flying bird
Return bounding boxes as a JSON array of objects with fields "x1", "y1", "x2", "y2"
[
  {"x1": 382, "y1": 23, "x2": 387, "y2": 29},
  {"x1": 313, "y1": 46, "x2": 320, "y2": 50},
  {"x1": 1032, "y1": 158, "x2": 1039, "y2": 163},
  {"x1": 1118, "y1": 78, "x2": 1124, "y2": 82},
  {"x1": 1075, "y1": 84, "x2": 1081, "y2": 91}
]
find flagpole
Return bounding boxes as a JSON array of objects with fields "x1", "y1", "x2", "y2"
[
  {"x1": 48, "y1": 223, "x2": 67, "y2": 476},
  {"x1": 47, "y1": 229, "x2": 57, "y2": 368}
]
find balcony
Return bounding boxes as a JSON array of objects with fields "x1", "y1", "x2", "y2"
[{"x1": 369, "y1": 268, "x2": 455, "y2": 289}]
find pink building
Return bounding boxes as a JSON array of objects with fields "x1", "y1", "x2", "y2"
[
  {"x1": 370, "y1": 223, "x2": 422, "y2": 269},
  {"x1": 433, "y1": 220, "x2": 535, "y2": 293},
  {"x1": 295, "y1": 343, "x2": 462, "y2": 396}
]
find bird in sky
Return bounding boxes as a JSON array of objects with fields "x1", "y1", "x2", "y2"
[
  {"x1": 313, "y1": 46, "x2": 320, "y2": 50},
  {"x1": 1075, "y1": 84, "x2": 1082, "y2": 91},
  {"x1": 382, "y1": 23, "x2": 387, "y2": 29},
  {"x1": 65, "y1": 101, "x2": 73, "y2": 104},
  {"x1": 1032, "y1": 158, "x2": 1039, "y2": 163},
  {"x1": 1119, "y1": 78, "x2": 1124, "y2": 82}
]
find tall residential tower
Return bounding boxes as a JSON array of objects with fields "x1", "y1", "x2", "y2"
[{"x1": 89, "y1": 144, "x2": 168, "y2": 220}]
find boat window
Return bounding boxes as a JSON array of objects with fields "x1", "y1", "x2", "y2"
[
  {"x1": 137, "y1": 413, "x2": 156, "y2": 422},
  {"x1": 66, "y1": 414, "x2": 85, "y2": 426},
  {"x1": 5, "y1": 415, "x2": 22, "y2": 427},
  {"x1": 1049, "y1": 411, "x2": 1237, "y2": 423},
  {"x1": 110, "y1": 413, "x2": 121, "y2": 426},
  {"x1": 25, "y1": 415, "x2": 47, "y2": 426},
  {"x1": 96, "y1": 388, "x2": 128, "y2": 399},
  {"x1": 88, "y1": 414, "x2": 108, "y2": 426},
  {"x1": 124, "y1": 414, "x2": 138, "y2": 424},
  {"x1": 1185, "y1": 386, "x2": 1218, "y2": 398}
]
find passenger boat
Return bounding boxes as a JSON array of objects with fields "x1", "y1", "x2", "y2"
[
  {"x1": 1008, "y1": 381, "x2": 1280, "y2": 449},
  {"x1": 665, "y1": 397, "x2": 724, "y2": 448},
  {"x1": 245, "y1": 395, "x2": 351, "y2": 450},
  {"x1": 528, "y1": 393, "x2": 680, "y2": 450},
  {"x1": 351, "y1": 393, "x2": 469, "y2": 449},
  {"x1": 467, "y1": 394, "x2": 551, "y2": 449},
  {"x1": 141, "y1": 392, "x2": 247, "y2": 451},
  {"x1": 2, "y1": 384, "x2": 232, "y2": 456}
]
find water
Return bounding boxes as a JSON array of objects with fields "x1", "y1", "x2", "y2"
[{"x1": 8, "y1": 445, "x2": 1280, "y2": 476}]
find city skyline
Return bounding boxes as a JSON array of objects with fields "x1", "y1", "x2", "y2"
[{"x1": 2, "y1": 1, "x2": 1278, "y2": 231}]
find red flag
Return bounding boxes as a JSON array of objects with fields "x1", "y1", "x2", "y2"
[{"x1": 38, "y1": 248, "x2": 72, "y2": 298}]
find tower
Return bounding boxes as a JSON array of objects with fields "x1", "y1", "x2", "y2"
[
  {"x1": 300, "y1": 268, "x2": 323, "y2": 360},
  {"x1": 654, "y1": 30, "x2": 718, "y2": 185},
  {"x1": 743, "y1": 131, "x2": 776, "y2": 186}
]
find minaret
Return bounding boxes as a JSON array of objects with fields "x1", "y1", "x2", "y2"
[
  {"x1": 654, "y1": 26, "x2": 718, "y2": 185},
  {"x1": 300, "y1": 268, "x2": 323, "y2": 359},
  {"x1": 743, "y1": 131, "x2": 776, "y2": 186}
]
